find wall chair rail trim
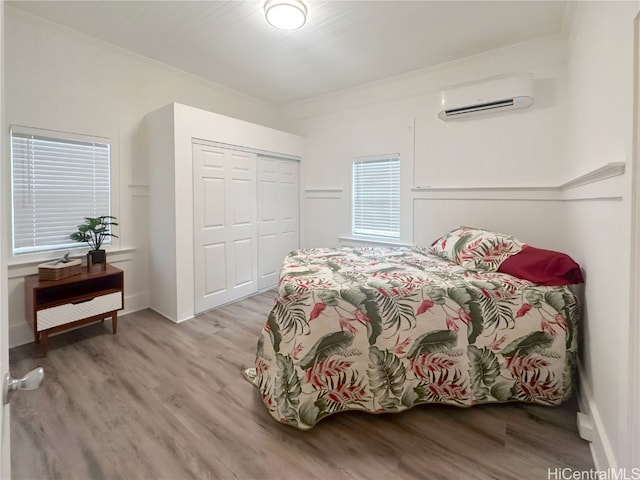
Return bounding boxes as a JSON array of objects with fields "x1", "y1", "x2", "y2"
[{"x1": 411, "y1": 162, "x2": 625, "y2": 201}]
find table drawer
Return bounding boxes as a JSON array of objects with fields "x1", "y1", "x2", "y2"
[{"x1": 36, "y1": 292, "x2": 122, "y2": 331}]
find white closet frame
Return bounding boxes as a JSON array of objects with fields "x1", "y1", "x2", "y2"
[{"x1": 146, "y1": 103, "x2": 303, "y2": 323}]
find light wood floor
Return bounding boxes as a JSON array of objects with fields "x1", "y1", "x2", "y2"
[{"x1": 10, "y1": 291, "x2": 594, "y2": 480}]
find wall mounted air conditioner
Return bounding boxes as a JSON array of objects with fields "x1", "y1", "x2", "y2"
[{"x1": 438, "y1": 74, "x2": 533, "y2": 121}]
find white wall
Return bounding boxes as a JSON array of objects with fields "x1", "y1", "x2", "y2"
[
  {"x1": 4, "y1": 8, "x2": 282, "y2": 346},
  {"x1": 283, "y1": 36, "x2": 572, "y2": 250},
  {"x1": 564, "y1": 1, "x2": 639, "y2": 470}
]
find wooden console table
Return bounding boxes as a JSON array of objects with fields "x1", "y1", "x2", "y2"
[{"x1": 25, "y1": 265, "x2": 124, "y2": 356}]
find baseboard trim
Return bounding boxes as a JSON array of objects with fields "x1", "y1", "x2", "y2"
[
  {"x1": 121, "y1": 292, "x2": 149, "y2": 316},
  {"x1": 577, "y1": 411, "x2": 594, "y2": 442},
  {"x1": 9, "y1": 322, "x2": 34, "y2": 349},
  {"x1": 576, "y1": 361, "x2": 617, "y2": 470},
  {"x1": 148, "y1": 307, "x2": 177, "y2": 323}
]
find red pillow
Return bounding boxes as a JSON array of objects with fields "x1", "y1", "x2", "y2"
[{"x1": 497, "y1": 245, "x2": 584, "y2": 286}]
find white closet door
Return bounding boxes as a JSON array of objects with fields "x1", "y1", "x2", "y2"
[
  {"x1": 193, "y1": 143, "x2": 258, "y2": 314},
  {"x1": 257, "y1": 157, "x2": 299, "y2": 290}
]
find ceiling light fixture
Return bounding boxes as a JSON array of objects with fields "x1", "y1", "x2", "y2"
[{"x1": 264, "y1": 0, "x2": 307, "y2": 31}]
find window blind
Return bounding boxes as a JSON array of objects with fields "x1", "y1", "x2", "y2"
[
  {"x1": 11, "y1": 129, "x2": 112, "y2": 254},
  {"x1": 352, "y1": 156, "x2": 400, "y2": 238}
]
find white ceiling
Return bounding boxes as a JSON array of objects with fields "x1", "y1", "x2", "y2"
[{"x1": 7, "y1": 1, "x2": 569, "y2": 105}]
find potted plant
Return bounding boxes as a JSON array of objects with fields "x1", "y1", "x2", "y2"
[{"x1": 70, "y1": 216, "x2": 118, "y2": 270}]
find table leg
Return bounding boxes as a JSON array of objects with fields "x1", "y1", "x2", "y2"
[{"x1": 112, "y1": 312, "x2": 118, "y2": 334}]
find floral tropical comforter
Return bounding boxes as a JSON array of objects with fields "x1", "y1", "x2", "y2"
[{"x1": 246, "y1": 246, "x2": 580, "y2": 430}]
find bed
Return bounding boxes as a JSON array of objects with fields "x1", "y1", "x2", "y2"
[{"x1": 244, "y1": 227, "x2": 583, "y2": 430}]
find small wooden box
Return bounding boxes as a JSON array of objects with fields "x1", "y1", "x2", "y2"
[{"x1": 38, "y1": 259, "x2": 82, "y2": 281}]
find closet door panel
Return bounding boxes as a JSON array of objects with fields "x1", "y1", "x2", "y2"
[
  {"x1": 279, "y1": 160, "x2": 300, "y2": 259},
  {"x1": 234, "y1": 237, "x2": 255, "y2": 287},
  {"x1": 194, "y1": 144, "x2": 257, "y2": 314},
  {"x1": 202, "y1": 178, "x2": 225, "y2": 228},
  {"x1": 257, "y1": 158, "x2": 300, "y2": 290},
  {"x1": 280, "y1": 167, "x2": 298, "y2": 238},
  {"x1": 194, "y1": 146, "x2": 228, "y2": 312},
  {"x1": 257, "y1": 158, "x2": 278, "y2": 289},
  {"x1": 231, "y1": 179, "x2": 254, "y2": 226},
  {"x1": 227, "y1": 154, "x2": 257, "y2": 298},
  {"x1": 230, "y1": 151, "x2": 253, "y2": 173},
  {"x1": 282, "y1": 230, "x2": 299, "y2": 255},
  {"x1": 258, "y1": 158, "x2": 278, "y2": 227},
  {"x1": 204, "y1": 243, "x2": 226, "y2": 295},
  {"x1": 201, "y1": 147, "x2": 225, "y2": 168},
  {"x1": 258, "y1": 233, "x2": 279, "y2": 287}
]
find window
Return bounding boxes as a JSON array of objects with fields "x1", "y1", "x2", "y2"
[
  {"x1": 352, "y1": 155, "x2": 400, "y2": 238},
  {"x1": 11, "y1": 127, "x2": 112, "y2": 254}
]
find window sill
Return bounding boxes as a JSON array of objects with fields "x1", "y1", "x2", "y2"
[
  {"x1": 8, "y1": 247, "x2": 137, "y2": 279},
  {"x1": 338, "y1": 236, "x2": 413, "y2": 248}
]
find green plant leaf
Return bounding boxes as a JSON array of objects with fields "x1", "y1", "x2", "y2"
[
  {"x1": 561, "y1": 290, "x2": 581, "y2": 350},
  {"x1": 70, "y1": 215, "x2": 118, "y2": 250},
  {"x1": 374, "y1": 267, "x2": 405, "y2": 275},
  {"x1": 468, "y1": 345, "x2": 500, "y2": 400},
  {"x1": 368, "y1": 346, "x2": 406, "y2": 402},
  {"x1": 467, "y1": 279, "x2": 498, "y2": 291},
  {"x1": 318, "y1": 290, "x2": 340, "y2": 306},
  {"x1": 272, "y1": 302, "x2": 308, "y2": 338},
  {"x1": 424, "y1": 286, "x2": 447, "y2": 305},
  {"x1": 274, "y1": 354, "x2": 301, "y2": 423},
  {"x1": 362, "y1": 288, "x2": 382, "y2": 345},
  {"x1": 448, "y1": 286, "x2": 472, "y2": 307},
  {"x1": 257, "y1": 335, "x2": 265, "y2": 358},
  {"x1": 314, "y1": 396, "x2": 330, "y2": 417},
  {"x1": 282, "y1": 284, "x2": 299, "y2": 297},
  {"x1": 544, "y1": 291, "x2": 566, "y2": 312},
  {"x1": 267, "y1": 311, "x2": 282, "y2": 353},
  {"x1": 298, "y1": 399, "x2": 321, "y2": 427},
  {"x1": 539, "y1": 349, "x2": 561, "y2": 359},
  {"x1": 401, "y1": 386, "x2": 420, "y2": 408},
  {"x1": 413, "y1": 385, "x2": 428, "y2": 403},
  {"x1": 374, "y1": 290, "x2": 418, "y2": 335},
  {"x1": 563, "y1": 351, "x2": 577, "y2": 395},
  {"x1": 467, "y1": 299, "x2": 484, "y2": 344},
  {"x1": 501, "y1": 331, "x2": 554, "y2": 358},
  {"x1": 406, "y1": 330, "x2": 458, "y2": 359},
  {"x1": 378, "y1": 396, "x2": 401, "y2": 412},
  {"x1": 298, "y1": 331, "x2": 355, "y2": 370},
  {"x1": 524, "y1": 290, "x2": 544, "y2": 308},
  {"x1": 468, "y1": 287, "x2": 516, "y2": 332},
  {"x1": 284, "y1": 270, "x2": 319, "y2": 278},
  {"x1": 326, "y1": 261, "x2": 342, "y2": 272},
  {"x1": 490, "y1": 382, "x2": 513, "y2": 401},
  {"x1": 340, "y1": 288, "x2": 368, "y2": 308},
  {"x1": 453, "y1": 232, "x2": 474, "y2": 260},
  {"x1": 448, "y1": 286, "x2": 484, "y2": 343}
]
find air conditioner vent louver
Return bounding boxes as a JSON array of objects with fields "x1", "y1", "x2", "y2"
[
  {"x1": 444, "y1": 99, "x2": 515, "y2": 116},
  {"x1": 438, "y1": 74, "x2": 533, "y2": 121}
]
